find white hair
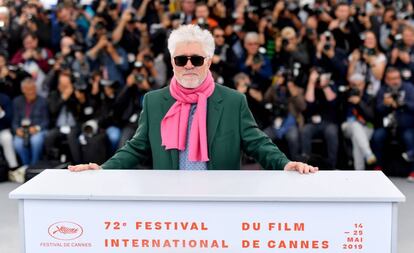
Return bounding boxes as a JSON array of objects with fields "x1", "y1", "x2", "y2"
[
  {"x1": 244, "y1": 32, "x2": 259, "y2": 43},
  {"x1": 168, "y1": 24, "x2": 215, "y2": 57},
  {"x1": 0, "y1": 6, "x2": 9, "y2": 17}
]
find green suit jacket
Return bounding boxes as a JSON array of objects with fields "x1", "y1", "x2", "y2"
[{"x1": 102, "y1": 84, "x2": 290, "y2": 170}]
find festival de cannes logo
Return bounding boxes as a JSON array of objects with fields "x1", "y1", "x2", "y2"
[{"x1": 48, "y1": 221, "x2": 84, "y2": 240}]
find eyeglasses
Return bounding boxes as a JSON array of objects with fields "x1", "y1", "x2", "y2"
[
  {"x1": 214, "y1": 34, "x2": 224, "y2": 38},
  {"x1": 173, "y1": 55, "x2": 207, "y2": 67}
]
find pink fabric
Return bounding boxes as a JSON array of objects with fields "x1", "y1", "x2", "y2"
[{"x1": 161, "y1": 71, "x2": 215, "y2": 161}]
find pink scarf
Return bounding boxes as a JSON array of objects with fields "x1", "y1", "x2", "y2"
[{"x1": 161, "y1": 71, "x2": 215, "y2": 162}]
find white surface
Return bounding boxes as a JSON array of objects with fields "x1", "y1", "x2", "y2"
[
  {"x1": 9, "y1": 170, "x2": 405, "y2": 202},
  {"x1": 23, "y1": 200, "x2": 392, "y2": 253}
]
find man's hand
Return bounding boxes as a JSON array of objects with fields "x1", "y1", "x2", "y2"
[
  {"x1": 284, "y1": 161, "x2": 318, "y2": 174},
  {"x1": 68, "y1": 163, "x2": 102, "y2": 172}
]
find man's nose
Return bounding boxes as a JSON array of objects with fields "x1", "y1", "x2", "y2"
[{"x1": 184, "y1": 58, "x2": 194, "y2": 69}]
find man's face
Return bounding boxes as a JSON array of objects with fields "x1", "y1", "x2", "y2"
[
  {"x1": 195, "y1": 5, "x2": 209, "y2": 19},
  {"x1": 171, "y1": 41, "x2": 211, "y2": 88},
  {"x1": 181, "y1": 0, "x2": 196, "y2": 14},
  {"x1": 22, "y1": 82, "x2": 37, "y2": 102},
  {"x1": 58, "y1": 75, "x2": 72, "y2": 93},
  {"x1": 385, "y1": 71, "x2": 402, "y2": 88},
  {"x1": 244, "y1": 38, "x2": 259, "y2": 55},
  {"x1": 213, "y1": 29, "x2": 225, "y2": 46},
  {"x1": 335, "y1": 5, "x2": 350, "y2": 21},
  {"x1": 23, "y1": 35, "x2": 38, "y2": 50},
  {"x1": 403, "y1": 29, "x2": 414, "y2": 47}
]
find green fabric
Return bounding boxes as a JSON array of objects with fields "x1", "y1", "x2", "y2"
[{"x1": 102, "y1": 84, "x2": 290, "y2": 170}]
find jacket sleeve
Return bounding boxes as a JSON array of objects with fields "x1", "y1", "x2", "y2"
[
  {"x1": 101, "y1": 93, "x2": 151, "y2": 169},
  {"x1": 240, "y1": 95, "x2": 290, "y2": 170}
]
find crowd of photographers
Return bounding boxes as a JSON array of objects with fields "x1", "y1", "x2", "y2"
[{"x1": 0, "y1": 0, "x2": 414, "y2": 181}]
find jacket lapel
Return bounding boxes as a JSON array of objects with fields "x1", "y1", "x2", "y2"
[
  {"x1": 207, "y1": 85, "x2": 224, "y2": 152},
  {"x1": 161, "y1": 88, "x2": 179, "y2": 169}
]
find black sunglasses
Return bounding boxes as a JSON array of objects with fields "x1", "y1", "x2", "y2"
[{"x1": 173, "y1": 55, "x2": 207, "y2": 67}]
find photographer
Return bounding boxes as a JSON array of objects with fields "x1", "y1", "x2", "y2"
[
  {"x1": 12, "y1": 78, "x2": 49, "y2": 166},
  {"x1": 10, "y1": 32, "x2": 53, "y2": 97},
  {"x1": 86, "y1": 21, "x2": 128, "y2": 86},
  {"x1": 111, "y1": 9, "x2": 149, "y2": 57},
  {"x1": 116, "y1": 61, "x2": 153, "y2": 148},
  {"x1": 239, "y1": 32, "x2": 272, "y2": 92},
  {"x1": 43, "y1": 36, "x2": 90, "y2": 92},
  {"x1": 10, "y1": 2, "x2": 51, "y2": 50},
  {"x1": 271, "y1": 0, "x2": 302, "y2": 31},
  {"x1": 390, "y1": 25, "x2": 414, "y2": 84},
  {"x1": 44, "y1": 72, "x2": 79, "y2": 162},
  {"x1": 263, "y1": 68, "x2": 306, "y2": 161},
  {"x1": 315, "y1": 30, "x2": 348, "y2": 87},
  {"x1": 371, "y1": 67, "x2": 414, "y2": 177},
  {"x1": 341, "y1": 73, "x2": 376, "y2": 170},
  {"x1": 233, "y1": 72, "x2": 269, "y2": 129},
  {"x1": 301, "y1": 68, "x2": 338, "y2": 168},
  {"x1": 0, "y1": 52, "x2": 30, "y2": 99},
  {"x1": 273, "y1": 27, "x2": 310, "y2": 88},
  {"x1": 67, "y1": 76, "x2": 108, "y2": 165},
  {"x1": 347, "y1": 30, "x2": 386, "y2": 96},
  {"x1": 379, "y1": 7, "x2": 397, "y2": 51},
  {"x1": 94, "y1": 78, "x2": 122, "y2": 156},
  {"x1": 192, "y1": 2, "x2": 218, "y2": 29},
  {"x1": 329, "y1": 2, "x2": 362, "y2": 53},
  {"x1": 210, "y1": 27, "x2": 237, "y2": 86}
]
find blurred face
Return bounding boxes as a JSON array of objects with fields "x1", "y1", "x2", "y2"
[
  {"x1": 364, "y1": 32, "x2": 377, "y2": 49},
  {"x1": 195, "y1": 5, "x2": 209, "y2": 19},
  {"x1": 171, "y1": 41, "x2": 211, "y2": 88},
  {"x1": 60, "y1": 36, "x2": 75, "y2": 55},
  {"x1": 383, "y1": 9, "x2": 395, "y2": 24},
  {"x1": 22, "y1": 82, "x2": 37, "y2": 102},
  {"x1": 23, "y1": 35, "x2": 38, "y2": 50},
  {"x1": 213, "y1": 29, "x2": 225, "y2": 46},
  {"x1": 350, "y1": 79, "x2": 365, "y2": 92},
  {"x1": 58, "y1": 75, "x2": 73, "y2": 93},
  {"x1": 403, "y1": 28, "x2": 414, "y2": 47},
  {"x1": 182, "y1": 0, "x2": 196, "y2": 14},
  {"x1": 385, "y1": 70, "x2": 402, "y2": 88},
  {"x1": 244, "y1": 38, "x2": 259, "y2": 55},
  {"x1": 335, "y1": 5, "x2": 350, "y2": 21}
]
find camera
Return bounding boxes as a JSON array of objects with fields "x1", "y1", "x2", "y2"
[
  {"x1": 197, "y1": 18, "x2": 209, "y2": 30},
  {"x1": 394, "y1": 34, "x2": 407, "y2": 51},
  {"x1": 129, "y1": 12, "x2": 139, "y2": 23},
  {"x1": 21, "y1": 118, "x2": 31, "y2": 148},
  {"x1": 324, "y1": 33, "x2": 332, "y2": 51},
  {"x1": 143, "y1": 54, "x2": 153, "y2": 62},
  {"x1": 252, "y1": 53, "x2": 264, "y2": 65},
  {"x1": 348, "y1": 87, "x2": 361, "y2": 97},
  {"x1": 82, "y1": 119, "x2": 98, "y2": 137},
  {"x1": 360, "y1": 46, "x2": 376, "y2": 56},
  {"x1": 355, "y1": 6, "x2": 366, "y2": 17},
  {"x1": 383, "y1": 112, "x2": 397, "y2": 129},
  {"x1": 134, "y1": 73, "x2": 145, "y2": 84},
  {"x1": 281, "y1": 38, "x2": 289, "y2": 48}
]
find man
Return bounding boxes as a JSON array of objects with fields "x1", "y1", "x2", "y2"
[
  {"x1": 12, "y1": 78, "x2": 49, "y2": 166},
  {"x1": 69, "y1": 25, "x2": 317, "y2": 173},
  {"x1": 371, "y1": 67, "x2": 414, "y2": 181}
]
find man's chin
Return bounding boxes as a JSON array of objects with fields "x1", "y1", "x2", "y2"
[{"x1": 177, "y1": 78, "x2": 202, "y2": 89}]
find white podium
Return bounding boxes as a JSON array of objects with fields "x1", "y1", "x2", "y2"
[{"x1": 10, "y1": 170, "x2": 405, "y2": 253}]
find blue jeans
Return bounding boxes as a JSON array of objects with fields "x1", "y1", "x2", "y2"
[
  {"x1": 106, "y1": 126, "x2": 121, "y2": 154},
  {"x1": 371, "y1": 128, "x2": 414, "y2": 167},
  {"x1": 14, "y1": 131, "x2": 46, "y2": 166},
  {"x1": 301, "y1": 122, "x2": 338, "y2": 168}
]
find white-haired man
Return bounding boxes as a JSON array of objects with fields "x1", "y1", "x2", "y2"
[{"x1": 69, "y1": 25, "x2": 317, "y2": 173}]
